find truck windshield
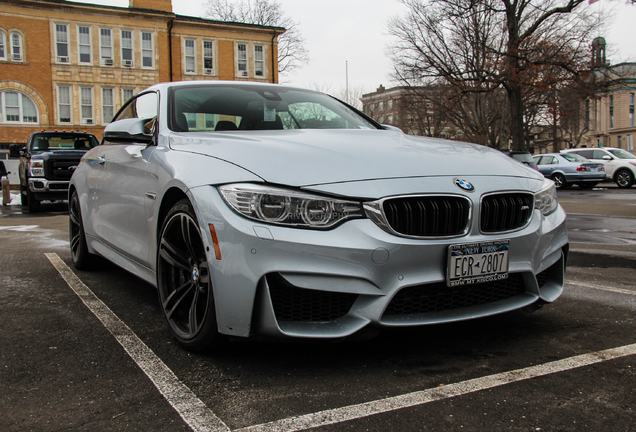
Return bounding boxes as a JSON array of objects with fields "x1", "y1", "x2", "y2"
[{"x1": 30, "y1": 134, "x2": 99, "y2": 151}]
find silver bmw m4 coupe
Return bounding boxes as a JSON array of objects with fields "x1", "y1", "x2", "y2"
[{"x1": 69, "y1": 81, "x2": 568, "y2": 351}]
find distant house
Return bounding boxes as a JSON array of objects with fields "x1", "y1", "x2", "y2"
[{"x1": 0, "y1": 0, "x2": 284, "y2": 147}]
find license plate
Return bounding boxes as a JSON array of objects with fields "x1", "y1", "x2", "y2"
[{"x1": 447, "y1": 240, "x2": 509, "y2": 287}]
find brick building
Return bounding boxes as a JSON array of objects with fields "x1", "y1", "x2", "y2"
[{"x1": 0, "y1": 0, "x2": 283, "y2": 146}]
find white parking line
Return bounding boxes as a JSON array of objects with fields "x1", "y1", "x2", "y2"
[
  {"x1": 566, "y1": 280, "x2": 636, "y2": 296},
  {"x1": 236, "y1": 343, "x2": 636, "y2": 432},
  {"x1": 45, "y1": 253, "x2": 230, "y2": 432},
  {"x1": 47, "y1": 252, "x2": 636, "y2": 432}
]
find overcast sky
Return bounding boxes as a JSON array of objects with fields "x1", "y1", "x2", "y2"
[{"x1": 78, "y1": 0, "x2": 636, "y2": 94}]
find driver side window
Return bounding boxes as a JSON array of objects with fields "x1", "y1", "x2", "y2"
[{"x1": 114, "y1": 91, "x2": 158, "y2": 123}]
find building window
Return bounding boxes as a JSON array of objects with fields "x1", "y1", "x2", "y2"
[
  {"x1": 102, "y1": 88, "x2": 114, "y2": 124},
  {"x1": 121, "y1": 30, "x2": 133, "y2": 67},
  {"x1": 0, "y1": 31, "x2": 5, "y2": 61},
  {"x1": 0, "y1": 91, "x2": 38, "y2": 123},
  {"x1": 618, "y1": 136, "x2": 623, "y2": 149},
  {"x1": 122, "y1": 88, "x2": 135, "y2": 105},
  {"x1": 237, "y1": 43, "x2": 248, "y2": 77},
  {"x1": 203, "y1": 40, "x2": 214, "y2": 74},
  {"x1": 630, "y1": 93, "x2": 634, "y2": 128},
  {"x1": 57, "y1": 85, "x2": 71, "y2": 123},
  {"x1": 184, "y1": 39, "x2": 195, "y2": 73},
  {"x1": 10, "y1": 32, "x2": 23, "y2": 61},
  {"x1": 609, "y1": 95, "x2": 614, "y2": 129},
  {"x1": 100, "y1": 28, "x2": 113, "y2": 66},
  {"x1": 628, "y1": 135, "x2": 634, "y2": 151},
  {"x1": 254, "y1": 44, "x2": 264, "y2": 77},
  {"x1": 80, "y1": 87, "x2": 93, "y2": 124},
  {"x1": 78, "y1": 26, "x2": 92, "y2": 64},
  {"x1": 141, "y1": 31, "x2": 153, "y2": 68},
  {"x1": 388, "y1": 100, "x2": 393, "y2": 109},
  {"x1": 379, "y1": 101, "x2": 384, "y2": 110},
  {"x1": 55, "y1": 24, "x2": 69, "y2": 63}
]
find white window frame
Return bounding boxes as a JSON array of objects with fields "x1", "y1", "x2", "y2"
[
  {"x1": 121, "y1": 88, "x2": 135, "y2": 107},
  {"x1": 80, "y1": 86, "x2": 94, "y2": 125},
  {"x1": 0, "y1": 31, "x2": 6, "y2": 61},
  {"x1": 77, "y1": 25, "x2": 92, "y2": 65},
  {"x1": 203, "y1": 40, "x2": 214, "y2": 75},
  {"x1": 10, "y1": 32, "x2": 23, "y2": 62},
  {"x1": 101, "y1": 87, "x2": 114, "y2": 124},
  {"x1": 184, "y1": 38, "x2": 196, "y2": 74},
  {"x1": 0, "y1": 90, "x2": 38, "y2": 124},
  {"x1": 99, "y1": 28, "x2": 113, "y2": 66},
  {"x1": 141, "y1": 31, "x2": 153, "y2": 68},
  {"x1": 254, "y1": 44, "x2": 264, "y2": 77},
  {"x1": 121, "y1": 29, "x2": 134, "y2": 68},
  {"x1": 55, "y1": 23, "x2": 69, "y2": 63},
  {"x1": 630, "y1": 93, "x2": 634, "y2": 128},
  {"x1": 237, "y1": 42, "x2": 248, "y2": 77},
  {"x1": 57, "y1": 85, "x2": 72, "y2": 124}
]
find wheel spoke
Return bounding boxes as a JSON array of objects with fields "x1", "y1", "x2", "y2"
[
  {"x1": 163, "y1": 280, "x2": 195, "y2": 320},
  {"x1": 181, "y1": 215, "x2": 199, "y2": 263},
  {"x1": 159, "y1": 237, "x2": 190, "y2": 272},
  {"x1": 70, "y1": 232, "x2": 81, "y2": 254},
  {"x1": 69, "y1": 205, "x2": 81, "y2": 226},
  {"x1": 188, "y1": 288, "x2": 202, "y2": 335}
]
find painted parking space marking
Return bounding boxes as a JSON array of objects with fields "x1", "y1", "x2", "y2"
[
  {"x1": 566, "y1": 280, "x2": 636, "y2": 296},
  {"x1": 236, "y1": 343, "x2": 636, "y2": 432},
  {"x1": 45, "y1": 253, "x2": 230, "y2": 432},
  {"x1": 47, "y1": 253, "x2": 636, "y2": 432}
]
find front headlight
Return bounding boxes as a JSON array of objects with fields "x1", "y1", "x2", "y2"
[
  {"x1": 29, "y1": 160, "x2": 44, "y2": 177},
  {"x1": 534, "y1": 179, "x2": 558, "y2": 216},
  {"x1": 219, "y1": 184, "x2": 364, "y2": 229}
]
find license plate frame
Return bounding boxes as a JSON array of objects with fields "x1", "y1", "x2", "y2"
[{"x1": 447, "y1": 240, "x2": 509, "y2": 287}]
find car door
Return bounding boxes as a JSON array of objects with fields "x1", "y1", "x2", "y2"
[
  {"x1": 536, "y1": 155, "x2": 557, "y2": 177},
  {"x1": 83, "y1": 91, "x2": 159, "y2": 267}
]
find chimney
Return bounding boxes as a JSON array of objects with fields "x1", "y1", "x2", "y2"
[{"x1": 129, "y1": 0, "x2": 173, "y2": 13}]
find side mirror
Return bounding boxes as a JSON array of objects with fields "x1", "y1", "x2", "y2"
[
  {"x1": 382, "y1": 124, "x2": 403, "y2": 133},
  {"x1": 9, "y1": 143, "x2": 25, "y2": 158},
  {"x1": 103, "y1": 118, "x2": 155, "y2": 145},
  {"x1": 602, "y1": 155, "x2": 612, "y2": 161}
]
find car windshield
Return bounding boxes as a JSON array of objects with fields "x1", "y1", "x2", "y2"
[
  {"x1": 608, "y1": 149, "x2": 636, "y2": 159},
  {"x1": 29, "y1": 133, "x2": 99, "y2": 151},
  {"x1": 561, "y1": 153, "x2": 587, "y2": 162},
  {"x1": 170, "y1": 84, "x2": 378, "y2": 132}
]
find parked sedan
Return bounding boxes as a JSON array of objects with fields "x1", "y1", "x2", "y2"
[
  {"x1": 533, "y1": 153, "x2": 605, "y2": 189},
  {"x1": 69, "y1": 81, "x2": 569, "y2": 352}
]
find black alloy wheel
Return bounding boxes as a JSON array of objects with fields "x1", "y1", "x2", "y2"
[
  {"x1": 616, "y1": 169, "x2": 634, "y2": 188},
  {"x1": 157, "y1": 199, "x2": 219, "y2": 352},
  {"x1": 552, "y1": 173, "x2": 567, "y2": 189},
  {"x1": 69, "y1": 191, "x2": 95, "y2": 269}
]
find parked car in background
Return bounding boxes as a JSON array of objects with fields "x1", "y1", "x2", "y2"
[
  {"x1": 560, "y1": 147, "x2": 636, "y2": 188},
  {"x1": 501, "y1": 150, "x2": 538, "y2": 170},
  {"x1": 69, "y1": 81, "x2": 569, "y2": 352},
  {"x1": 18, "y1": 131, "x2": 100, "y2": 212},
  {"x1": 533, "y1": 153, "x2": 605, "y2": 189}
]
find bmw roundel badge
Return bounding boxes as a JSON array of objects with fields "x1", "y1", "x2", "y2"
[{"x1": 454, "y1": 178, "x2": 475, "y2": 192}]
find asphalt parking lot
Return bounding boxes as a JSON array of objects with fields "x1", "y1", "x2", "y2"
[{"x1": 1, "y1": 184, "x2": 635, "y2": 432}]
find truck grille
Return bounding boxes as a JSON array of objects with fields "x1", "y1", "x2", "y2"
[
  {"x1": 382, "y1": 196, "x2": 470, "y2": 237},
  {"x1": 480, "y1": 193, "x2": 533, "y2": 233},
  {"x1": 46, "y1": 159, "x2": 76, "y2": 180}
]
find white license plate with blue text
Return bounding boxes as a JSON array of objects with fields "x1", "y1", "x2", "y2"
[{"x1": 447, "y1": 240, "x2": 509, "y2": 287}]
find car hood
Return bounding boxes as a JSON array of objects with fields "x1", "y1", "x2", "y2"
[{"x1": 168, "y1": 129, "x2": 543, "y2": 187}]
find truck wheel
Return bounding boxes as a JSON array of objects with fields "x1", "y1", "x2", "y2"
[
  {"x1": 27, "y1": 188, "x2": 40, "y2": 212},
  {"x1": 615, "y1": 169, "x2": 634, "y2": 188},
  {"x1": 20, "y1": 183, "x2": 29, "y2": 207}
]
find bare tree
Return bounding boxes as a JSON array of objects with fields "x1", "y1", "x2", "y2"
[
  {"x1": 205, "y1": 0, "x2": 309, "y2": 77},
  {"x1": 389, "y1": 0, "x2": 598, "y2": 150}
]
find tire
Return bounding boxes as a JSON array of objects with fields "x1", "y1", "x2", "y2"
[
  {"x1": 157, "y1": 199, "x2": 219, "y2": 352},
  {"x1": 69, "y1": 191, "x2": 96, "y2": 269},
  {"x1": 27, "y1": 187, "x2": 40, "y2": 212},
  {"x1": 20, "y1": 182, "x2": 28, "y2": 207},
  {"x1": 615, "y1": 169, "x2": 634, "y2": 188},
  {"x1": 552, "y1": 173, "x2": 568, "y2": 189}
]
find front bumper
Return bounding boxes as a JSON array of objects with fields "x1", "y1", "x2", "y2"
[
  {"x1": 190, "y1": 186, "x2": 569, "y2": 340},
  {"x1": 28, "y1": 178, "x2": 69, "y2": 201}
]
